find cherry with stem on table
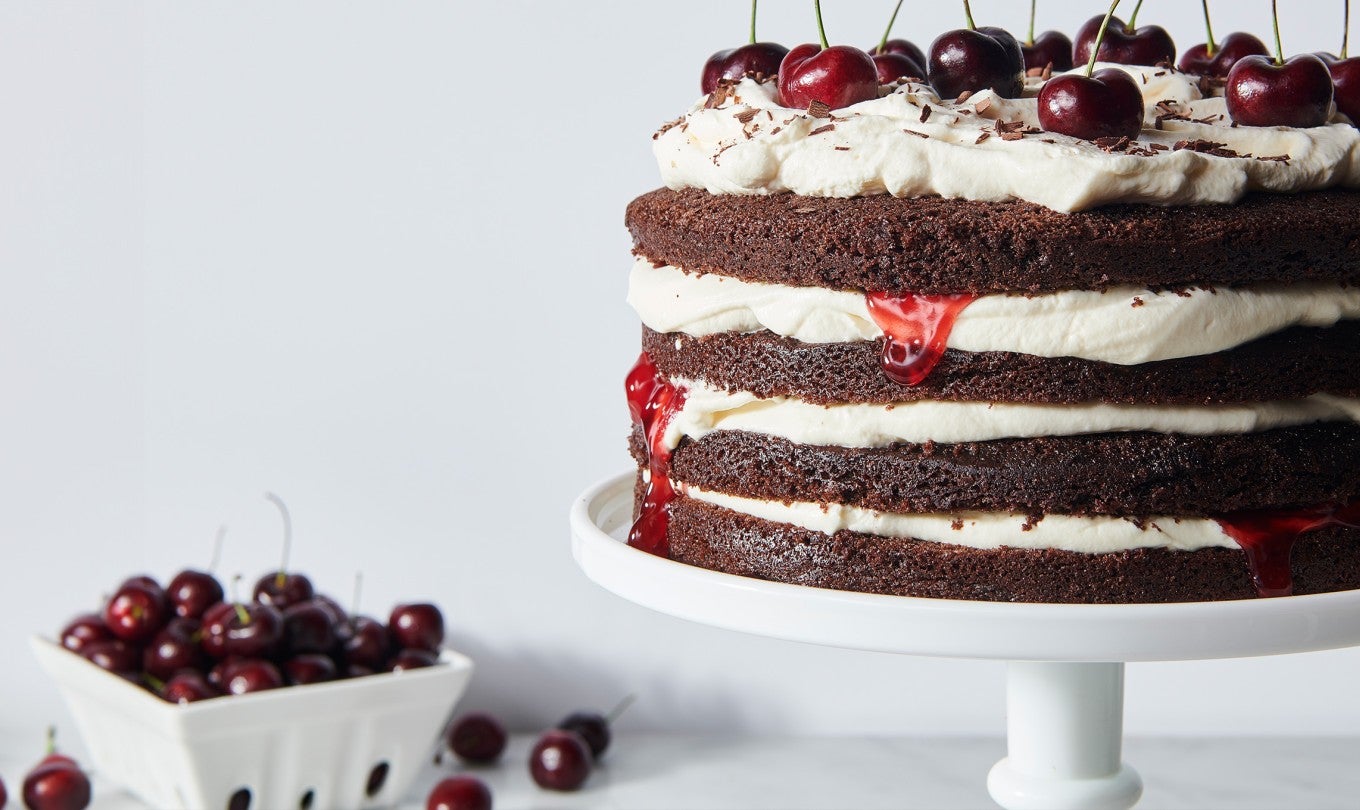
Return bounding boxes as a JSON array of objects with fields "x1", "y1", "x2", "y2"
[
  {"x1": 1226, "y1": 0, "x2": 1335, "y2": 128},
  {"x1": 778, "y1": 0, "x2": 879, "y2": 110},
  {"x1": 1038, "y1": 0, "x2": 1145, "y2": 141},
  {"x1": 927, "y1": 0, "x2": 1025, "y2": 100},
  {"x1": 701, "y1": 0, "x2": 788, "y2": 94}
]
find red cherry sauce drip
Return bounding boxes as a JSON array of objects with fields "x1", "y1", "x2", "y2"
[
  {"x1": 865, "y1": 292, "x2": 978, "y2": 385},
  {"x1": 626, "y1": 352, "x2": 688, "y2": 557},
  {"x1": 1217, "y1": 500, "x2": 1360, "y2": 597}
]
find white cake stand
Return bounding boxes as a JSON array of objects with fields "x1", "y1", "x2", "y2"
[{"x1": 570, "y1": 473, "x2": 1360, "y2": 810}]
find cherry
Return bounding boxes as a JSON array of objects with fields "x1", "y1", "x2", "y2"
[
  {"x1": 161, "y1": 671, "x2": 221, "y2": 704},
  {"x1": 777, "y1": 2, "x2": 878, "y2": 110},
  {"x1": 0, "y1": 776, "x2": 6, "y2": 810},
  {"x1": 868, "y1": 2, "x2": 926, "y2": 82},
  {"x1": 252, "y1": 492, "x2": 314, "y2": 610},
  {"x1": 1325, "y1": 3, "x2": 1360, "y2": 126},
  {"x1": 143, "y1": 617, "x2": 206, "y2": 680},
  {"x1": 343, "y1": 616, "x2": 392, "y2": 671},
  {"x1": 103, "y1": 582, "x2": 169, "y2": 644},
  {"x1": 529, "y1": 730, "x2": 592, "y2": 792},
  {"x1": 927, "y1": 2, "x2": 1025, "y2": 100},
  {"x1": 388, "y1": 648, "x2": 439, "y2": 672},
  {"x1": 22, "y1": 732, "x2": 90, "y2": 810},
  {"x1": 1180, "y1": 34, "x2": 1269, "y2": 78},
  {"x1": 1073, "y1": 1, "x2": 1176, "y2": 67},
  {"x1": 284, "y1": 601, "x2": 337, "y2": 654},
  {"x1": 167, "y1": 570, "x2": 224, "y2": 620},
  {"x1": 1039, "y1": 3, "x2": 1143, "y2": 141},
  {"x1": 1226, "y1": 1, "x2": 1334, "y2": 128},
  {"x1": 1021, "y1": 1, "x2": 1073, "y2": 71},
  {"x1": 59, "y1": 614, "x2": 113, "y2": 655},
  {"x1": 283, "y1": 653, "x2": 337, "y2": 686},
  {"x1": 426, "y1": 777, "x2": 492, "y2": 810},
  {"x1": 448, "y1": 712, "x2": 508, "y2": 765},
  {"x1": 201, "y1": 588, "x2": 285, "y2": 660},
  {"x1": 701, "y1": 0, "x2": 786, "y2": 94},
  {"x1": 82, "y1": 639, "x2": 141, "y2": 676},
  {"x1": 389, "y1": 603, "x2": 444, "y2": 652},
  {"x1": 558, "y1": 712, "x2": 611, "y2": 760},
  {"x1": 217, "y1": 658, "x2": 284, "y2": 695}
]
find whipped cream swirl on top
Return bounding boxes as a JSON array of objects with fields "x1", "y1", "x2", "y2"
[{"x1": 654, "y1": 66, "x2": 1360, "y2": 212}]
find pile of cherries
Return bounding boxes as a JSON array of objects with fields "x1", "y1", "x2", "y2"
[
  {"x1": 425, "y1": 701, "x2": 631, "y2": 809},
  {"x1": 2, "y1": 729, "x2": 93, "y2": 810},
  {"x1": 60, "y1": 566, "x2": 446, "y2": 703},
  {"x1": 700, "y1": 0, "x2": 1360, "y2": 142}
]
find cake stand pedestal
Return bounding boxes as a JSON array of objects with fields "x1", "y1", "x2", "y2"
[{"x1": 571, "y1": 473, "x2": 1360, "y2": 810}]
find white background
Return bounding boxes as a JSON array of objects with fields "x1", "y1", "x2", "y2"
[{"x1": 2, "y1": 0, "x2": 1357, "y2": 748}]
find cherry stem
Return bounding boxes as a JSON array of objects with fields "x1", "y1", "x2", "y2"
[
  {"x1": 606, "y1": 694, "x2": 638, "y2": 723},
  {"x1": 1200, "y1": 0, "x2": 1217, "y2": 55},
  {"x1": 879, "y1": 0, "x2": 905, "y2": 53},
  {"x1": 813, "y1": 0, "x2": 829, "y2": 49},
  {"x1": 264, "y1": 491, "x2": 292, "y2": 588},
  {"x1": 209, "y1": 525, "x2": 227, "y2": 573},
  {"x1": 1086, "y1": 0, "x2": 1124, "y2": 77},
  {"x1": 144, "y1": 673, "x2": 166, "y2": 693},
  {"x1": 46, "y1": 726, "x2": 57, "y2": 756},
  {"x1": 1028, "y1": 0, "x2": 1037, "y2": 45},
  {"x1": 1126, "y1": 0, "x2": 1144, "y2": 30},
  {"x1": 1271, "y1": 0, "x2": 1284, "y2": 65},
  {"x1": 1344, "y1": 0, "x2": 1350, "y2": 60},
  {"x1": 962, "y1": 0, "x2": 976, "y2": 31},
  {"x1": 749, "y1": 0, "x2": 758, "y2": 45},
  {"x1": 230, "y1": 575, "x2": 251, "y2": 624}
]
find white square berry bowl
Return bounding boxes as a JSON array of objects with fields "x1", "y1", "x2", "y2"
[{"x1": 31, "y1": 636, "x2": 473, "y2": 810}]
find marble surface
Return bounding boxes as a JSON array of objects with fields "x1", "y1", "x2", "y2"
[{"x1": 1, "y1": 734, "x2": 1355, "y2": 809}]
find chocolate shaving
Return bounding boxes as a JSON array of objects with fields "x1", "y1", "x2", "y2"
[
  {"x1": 833, "y1": 145, "x2": 851, "y2": 151},
  {"x1": 1093, "y1": 135, "x2": 1131, "y2": 152},
  {"x1": 1000, "y1": 131, "x2": 1024, "y2": 141},
  {"x1": 703, "y1": 81, "x2": 737, "y2": 109},
  {"x1": 902, "y1": 128, "x2": 929, "y2": 139},
  {"x1": 919, "y1": 104, "x2": 932, "y2": 123},
  {"x1": 808, "y1": 124, "x2": 836, "y2": 137},
  {"x1": 975, "y1": 131, "x2": 991, "y2": 144},
  {"x1": 1173, "y1": 139, "x2": 1240, "y2": 158},
  {"x1": 973, "y1": 96, "x2": 993, "y2": 114},
  {"x1": 734, "y1": 108, "x2": 760, "y2": 124},
  {"x1": 1257, "y1": 154, "x2": 1292, "y2": 164},
  {"x1": 955, "y1": 90, "x2": 975, "y2": 104},
  {"x1": 807, "y1": 100, "x2": 832, "y2": 119},
  {"x1": 653, "y1": 117, "x2": 685, "y2": 140},
  {"x1": 1131, "y1": 297, "x2": 1145, "y2": 308}
]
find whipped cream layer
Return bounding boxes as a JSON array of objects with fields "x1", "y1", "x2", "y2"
[
  {"x1": 684, "y1": 484, "x2": 1239, "y2": 554},
  {"x1": 664, "y1": 380, "x2": 1360, "y2": 449},
  {"x1": 630, "y1": 259, "x2": 1360, "y2": 364},
  {"x1": 655, "y1": 67, "x2": 1360, "y2": 212}
]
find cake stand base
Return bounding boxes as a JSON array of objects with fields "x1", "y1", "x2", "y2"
[{"x1": 570, "y1": 473, "x2": 1360, "y2": 810}]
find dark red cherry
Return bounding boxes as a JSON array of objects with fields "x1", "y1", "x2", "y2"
[
  {"x1": 388, "y1": 603, "x2": 444, "y2": 652},
  {"x1": 1074, "y1": 16, "x2": 1175, "y2": 67},
  {"x1": 1226, "y1": 54, "x2": 1335, "y2": 128},
  {"x1": 252, "y1": 571, "x2": 314, "y2": 610},
  {"x1": 103, "y1": 583, "x2": 169, "y2": 644},
  {"x1": 1039, "y1": 67, "x2": 1144, "y2": 140},
  {"x1": 1023, "y1": 30, "x2": 1074, "y2": 71},
  {"x1": 160, "y1": 671, "x2": 221, "y2": 704},
  {"x1": 283, "y1": 653, "x2": 337, "y2": 686},
  {"x1": 119, "y1": 575, "x2": 167, "y2": 605},
  {"x1": 217, "y1": 658, "x2": 284, "y2": 695},
  {"x1": 388, "y1": 648, "x2": 438, "y2": 672},
  {"x1": 343, "y1": 616, "x2": 392, "y2": 670},
  {"x1": 872, "y1": 52, "x2": 925, "y2": 84},
  {"x1": 59, "y1": 614, "x2": 113, "y2": 654},
  {"x1": 558, "y1": 711, "x2": 612, "y2": 760},
  {"x1": 1327, "y1": 57, "x2": 1360, "y2": 125},
  {"x1": 870, "y1": 38, "x2": 927, "y2": 71},
  {"x1": 283, "y1": 601, "x2": 337, "y2": 654},
  {"x1": 529, "y1": 730, "x2": 592, "y2": 792},
  {"x1": 21, "y1": 761, "x2": 90, "y2": 810},
  {"x1": 1180, "y1": 32, "x2": 1269, "y2": 77},
  {"x1": 426, "y1": 776, "x2": 492, "y2": 810},
  {"x1": 166, "y1": 569, "x2": 224, "y2": 620},
  {"x1": 81, "y1": 639, "x2": 141, "y2": 676},
  {"x1": 778, "y1": 43, "x2": 879, "y2": 110},
  {"x1": 928, "y1": 27, "x2": 1025, "y2": 100},
  {"x1": 201, "y1": 601, "x2": 284, "y2": 659},
  {"x1": 702, "y1": 43, "x2": 789, "y2": 93},
  {"x1": 448, "y1": 712, "x2": 508, "y2": 765},
  {"x1": 0, "y1": 774, "x2": 7, "y2": 809},
  {"x1": 143, "y1": 618, "x2": 206, "y2": 680}
]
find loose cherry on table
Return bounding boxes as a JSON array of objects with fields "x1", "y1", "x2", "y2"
[
  {"x1": 1039, "y1": 1, "x2": 1144, "y2": 141},
  {"x1": 22, "y1": 730, "x2": 91, "y2": 810},
  {"x1": 1021, "y1": 1, "x2": 1073, "y2": 71},
  {"x1": 701, "y1": 0, "x2": 787, "y2": 93},
  {"x1": 389, "y1": 602, "x2": 444, "y2": 652},
  {"x1": 927, "y1": 1, "x2": 1025, "y2": 100},
  {"x1": 556, "y1": 695, "x2": 633, "y2": 761},
  {"x1": 1073, "y1": 0, "x2": 1176, "y2": 67},
  {"x1": 1226, "y1": 0, "x2": 1335, "y2": 128},
  {"x1": 868, "y1": 1, "x2": 926, "y2": 83},
  {"x1": 448, "y1": 712, "x2": 508, "y2": 765},
  {"x1": 777, "y1": 1, "x2": 878, "y2": 110},
  {"x1": 426, "y1": 776, "x2": 492, "y2": 810},
  {"x1": 529, "y1": 730, "x2": 592, "y2": 792}
]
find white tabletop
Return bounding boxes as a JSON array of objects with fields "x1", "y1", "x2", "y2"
[{"x1": 2, "y1": 734, "x2": 1354, "y2": 810}]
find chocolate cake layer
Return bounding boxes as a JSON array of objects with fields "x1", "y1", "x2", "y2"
[
  {"x1": 643, "y1": 323, "x2": 1360, "y2": 406},
  {"x1": 627, "y1": 188, "x2": 1360, "y2": 295},
  {"x1": 630, "y1": 424, "x2": 1360, "y2": 516},
  {"x1": 667, "y1": 497, "x2": 1360, "y2": 604}
]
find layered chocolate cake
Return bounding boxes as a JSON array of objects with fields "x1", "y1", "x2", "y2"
[{"x1": 623, "y1": 56, "x2": 1360, "y2": 603}]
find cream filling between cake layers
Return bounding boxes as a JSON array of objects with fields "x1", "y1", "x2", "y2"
[
  {"x1": 662, "y1": 380, "x2": 1360, "y2": 451},
  {"x1": 629, "y1": 259, "x2": 1360, "y2": 364},
  {"x1": 679, "y1": 483, "x2": 1240, "y2": 554},
  {"x1": 656, "y1": 68, "x2": 1360, "y2": 211}
]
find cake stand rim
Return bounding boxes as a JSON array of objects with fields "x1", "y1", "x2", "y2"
[{"x1": 571, "y1": 471, "x2": 1360, "y2": 662}]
